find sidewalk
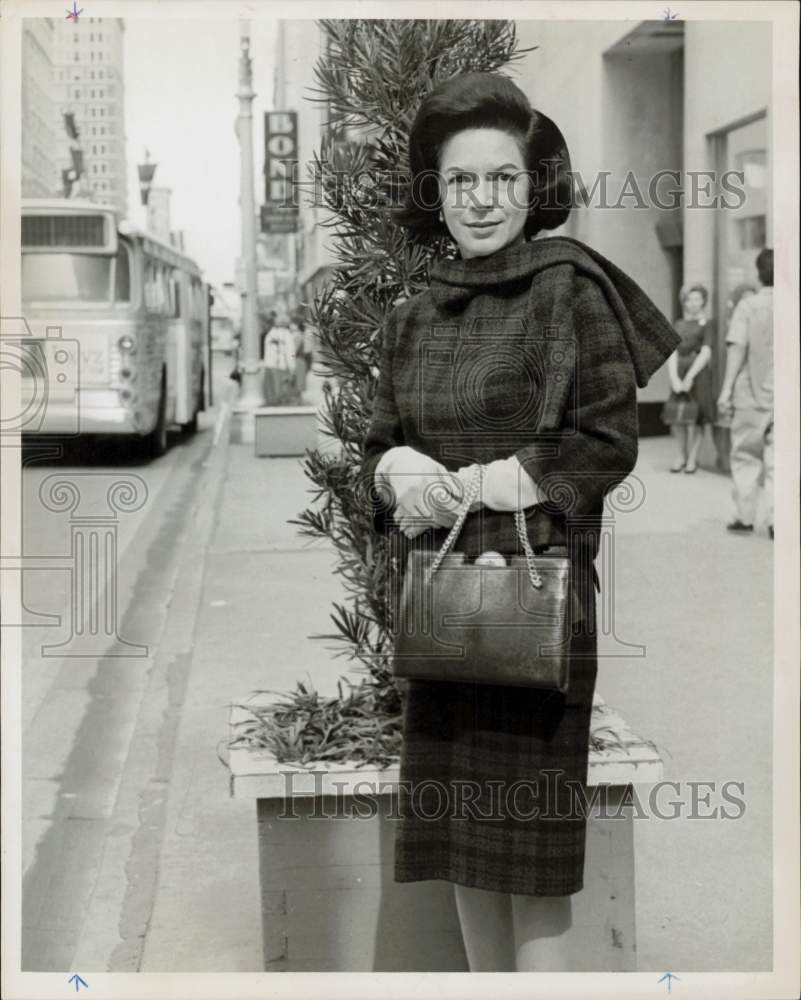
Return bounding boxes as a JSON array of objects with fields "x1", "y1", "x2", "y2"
[{"x1": 139, "y1": 413, "x2": 773, "y2": 971}]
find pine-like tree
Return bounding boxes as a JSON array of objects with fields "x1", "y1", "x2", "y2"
[{"x1": 291, "y1": 19, "x2": 533, "y2": 736}]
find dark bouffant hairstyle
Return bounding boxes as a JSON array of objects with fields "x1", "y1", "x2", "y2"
[
  {"x1": 394, "y1": 72, "x2": 573, "y2": 240},
  {"x1": 682, "y1": 284, "x2": 709, "y2": 307},
  {"x1": 756, "y1": 248, "x2": 773, "y2": 287}
]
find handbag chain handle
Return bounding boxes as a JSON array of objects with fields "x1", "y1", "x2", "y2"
[{"x1": 427, "y1": 465, "x2": 543, "y2": 590}]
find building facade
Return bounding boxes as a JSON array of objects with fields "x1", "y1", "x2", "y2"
[
  {"x1": 271, "y1": 20, "x2": 337, "y2": 313},
  {"x1": 512, "y1": 19, "x2": 772, "y2": 431},
  {"x1": 54, "y1": 16, "x2": 128, "y2": 215},
  {"x1": 21, "y1": 19, "x2": 59, "y2": 198}
]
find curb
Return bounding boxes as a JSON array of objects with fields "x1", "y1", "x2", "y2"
[{"x1": 71, "y1": 394, "x2": 235, "y2": 973}]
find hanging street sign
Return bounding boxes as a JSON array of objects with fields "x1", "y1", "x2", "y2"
[{"x1": 262, "y1": 111, "x2": 298, "y2": 234}]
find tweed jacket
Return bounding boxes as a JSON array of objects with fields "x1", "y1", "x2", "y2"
[{"x1": 362, "y1": 236, "x2": 680, "y2": 563}]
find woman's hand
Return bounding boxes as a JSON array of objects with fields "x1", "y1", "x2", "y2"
[
  {"x1": 670, "y1": 375, "x2": 684, "y2": 394},
  {"x1": 717, "y1": 390, "x2": 734, "y2": 421},
  {"x1": 376, "y1": 446, "x2": 463, "y2": 538},
  {"x1": 680, "y1": 376, "x2": 694, "y2": 393}
]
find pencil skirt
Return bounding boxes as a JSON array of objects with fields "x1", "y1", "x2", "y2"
[{"x1": 393, "y1": 619, "x2": 598, "y2": 897}]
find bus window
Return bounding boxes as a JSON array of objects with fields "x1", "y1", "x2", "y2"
[
  {"x1": 22, "y1": 253, "x2": 111, "y2": 302},
  {"x1": 144, "y1": 262, "x2": 156, "y2": 310},
  {"x1": 114, "y1": 242, "x2": 130, "y2": 302},
  {"x1": 158, "y1": 266, "x2": 169, "y2": 315},
  {"x1": 191, "y1": 278, "x2": 202, "y2": 320},
  {"x1": 145, "y1": 261, "x2": 169, "y2": 314}
]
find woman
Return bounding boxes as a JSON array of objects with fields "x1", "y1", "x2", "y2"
[
  {"x1": 665, "y1": 285, "x2": 717, "y2": 473},
  {"x1": 362, "y1": 72, "x2": 678, "y2": 972}
]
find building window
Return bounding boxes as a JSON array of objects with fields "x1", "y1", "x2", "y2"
[
  {"x1": 90, "y1": 52, "x2": 94, "y2": 61},
  {"x1": 92, "y1": 144, "x2": 96, "y2": 154},
  {"x1": 99, "y1": 89, "x2": 103, "y2": 98},
  {"x1": 736, "y1": 216, "x2": 767, "y2": 250},
  {"x1": 99, "y1": 32, "x2": 103, "y2": 41},
  {"x1": 74, "y1": 53, "x2": 78, "y2": 61},
  {"x1": 90, "y1": 33, "x2": 94, "y2": 41},
  {"x1": 100, "y1": 126, "x2": 105, "y2": 135},
  {"x1": 100, "y1": 108, "x2": 104, "y2": 117},
  {"x1": 101, "y1": 164, "x2": 106, "y2": 174},
  {"x1": 99, "y1": 52, "x2": 103, "y2": 61}
]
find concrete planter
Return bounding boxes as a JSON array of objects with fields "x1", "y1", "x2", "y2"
[
  {"x1": 254, "y1": 405, "x2": 318, "y2": 457},
  {"x1": 228, "y1": 694, "x2": 662, "y2": 972}
]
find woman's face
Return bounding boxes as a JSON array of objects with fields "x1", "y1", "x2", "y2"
[
  {"x1": 683, "y1": 290, "x2": 706, "y2": 317},
  {"x1": 438, "y1": 128, "x2": 530, "y2": 259}
]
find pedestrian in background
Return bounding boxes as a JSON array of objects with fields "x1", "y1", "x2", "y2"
[
  {"x1": 262, "y1": 309, "x2": 299, "y2": 405},
  {"x1": 717, "y1": 248, "x2": 774, "y2": 537},
  {"x1": 289, "y1": 315, "x2": 311, "y2": 395},
  {"x1": 664, "y1": 284, "x2": 717, "y2": 473},
  {"x1": 258, "y1": 309, "x2": 276, "y2": 362},
  {"x1": 362, "y1": 71, "x2": 678, "y2": 973},
  {"x1": 712, "y1": 283, "x2": 756, "y2": 471}
]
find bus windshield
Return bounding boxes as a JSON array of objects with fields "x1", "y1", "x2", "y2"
[{"x1": 22, "y1": 252, "x2": 112, "y2": 303}]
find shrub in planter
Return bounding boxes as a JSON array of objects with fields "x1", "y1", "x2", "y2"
[{"x1": 233, "y1": 19, "x2": 534, "y2": 765}]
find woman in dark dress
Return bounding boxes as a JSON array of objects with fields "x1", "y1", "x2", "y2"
[
  {"x1": 362, "y1": 73, "x2": 678, "y2": 971},
  {"x1": 665, "y1": 284, "x2": 717, "y2": 473}
]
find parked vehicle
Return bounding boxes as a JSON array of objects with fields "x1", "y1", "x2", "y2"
[{"x1": 21, "y1": 197, "x2": 210, "y2": 456}]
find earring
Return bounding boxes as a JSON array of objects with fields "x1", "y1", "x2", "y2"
[{"x1": 438, "y1": 210, "x2": 444, "y2": 222}]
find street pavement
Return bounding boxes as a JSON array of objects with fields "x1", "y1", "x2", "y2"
[{"x1": 20, "y1": 364, "x2": 774, "y2": 973}]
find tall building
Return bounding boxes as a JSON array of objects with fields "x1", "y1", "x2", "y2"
[
  {"x1": 512, "y1": 19, "x2": 772, "y2": 435},
  {"x1": 54, "y1": 16, "x2": 128, "y2": 216},
  {"x1": 21, "y1": 19, "x2": 59, "y2": 198}
]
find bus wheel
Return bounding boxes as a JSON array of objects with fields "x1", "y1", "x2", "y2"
[
  {"x1": 181, "y1": 372, "x2": 203, "y2": 435},
  {"x1": 146, "y1": 373, "x2": 168, "y2": 458}
]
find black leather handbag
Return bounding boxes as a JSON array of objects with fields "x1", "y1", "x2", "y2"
[
  {"x1": 392, "y1": 467, "x2": 573, "y2": 692},
  {"x1": 661, "y1": 392, "x2": 700, "y2": 426}
]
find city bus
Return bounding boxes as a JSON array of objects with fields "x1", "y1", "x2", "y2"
[{"x1": 20, "y1": 198, "x2": 210, "y2": 457}]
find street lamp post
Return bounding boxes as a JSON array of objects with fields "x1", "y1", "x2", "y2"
[{"x1": 235, "y1": 20, "x2": 264, "y2": 413}]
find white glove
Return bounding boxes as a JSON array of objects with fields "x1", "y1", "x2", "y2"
[
  {"x1": 375, "y1": 446, "x2": 462, "y2": 538},
  {"x1": 456, "y1": 457, "x2": 541, "y2": 512}
]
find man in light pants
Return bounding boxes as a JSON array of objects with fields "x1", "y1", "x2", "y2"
[{"x1": 717, "y1": 248, "x2": 774, "y2": 538}]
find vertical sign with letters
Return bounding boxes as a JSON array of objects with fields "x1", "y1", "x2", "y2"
[{"x1": 262, "y1": 111, "x2": 299, "y2": 234}]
